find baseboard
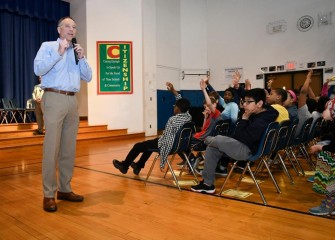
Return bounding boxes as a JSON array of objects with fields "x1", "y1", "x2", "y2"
[{"x1": 80, "y1": 116, "x2": 88, "y2": 121}]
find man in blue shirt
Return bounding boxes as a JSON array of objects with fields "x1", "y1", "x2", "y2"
[{"x1": 34, "y1": 16, "x2": 92, "y2": 212}]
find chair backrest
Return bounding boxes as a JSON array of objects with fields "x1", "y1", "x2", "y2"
[
  {"x1": 319, "y1": 119, "x2": 332, "y2": 138},
  {"x1": 212, "y1": 119, "x2": 232, "y2": 137},
  {"x1": 170, "y1": 121, "x2": 195, "y2": 154},
  {"x1": 294, "y1": 117, "x2": 313, "y2": 145},
  {"x1": 248, "y1": 121, "x2": 279, "y2": 162},
  {"x1": 26, "y1": 99, "x2": 35, "y2": 109},
  {"x1": 9, "y1": 99, "x2": 20, "y2": 109},
  {"x1": 1, "y1": 98, "x2": 12, "y2": 110},
  {"x1": 285, "y1": 118, "x2": 299, "y2": 148},
  {"x1": 273, "y1": 120, "x2": 291, "y2": 151},
  {"x1": 308, "y1": 117, "x2": 323, "y2": 142}
]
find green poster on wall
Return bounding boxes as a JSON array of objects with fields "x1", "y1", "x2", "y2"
[{"x1": 97, "y1": 41, "x2": 133, "y2": 94}]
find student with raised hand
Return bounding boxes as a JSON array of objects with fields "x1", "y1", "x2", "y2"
[
  {"x1": 191, "y1": 88, "x2": 278, "y2": 194},
  {"x1": 193, "y1": 79, "x2": 222, "y2": 141},
  {"x1": 297, "y1": 70, "x2": 329, "y2": 136},
  {"x1": 113, "y1": 82, "x2": 192, "y2": 175},
  {"x1": 230, "y1": 70, "x2": 246, "y2": 105},
  {"x1": 204, "y1": 76, "x2": 239, "y2": 124}
]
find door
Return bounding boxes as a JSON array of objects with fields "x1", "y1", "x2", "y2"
[{"x1": 265, "y1": 69, "x2": 323, "y2": 96}]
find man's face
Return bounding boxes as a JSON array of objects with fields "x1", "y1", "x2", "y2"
[{"x1": 57, "y1": 18, "x2": 77, "y2": 42}]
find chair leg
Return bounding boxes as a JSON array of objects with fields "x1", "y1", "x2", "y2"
[
  {"x1": 246, "y1": 162, "x2": 267, "y2": 205},
  {"x1": 283, "y1": 149, "x2": 300, "y2": 176},
  {"x1": 253, "y1": 159, "x2": 264, "y2": 178},
  {"x1": 236, "y1": 163, "x2": 249, "y2": 188},
  {"x1": 261, "y1": 158, "x2": 281, "y2": 193},
  {"x1": 301, "y1": 144, "x2": 316, "y2": 170},
  {"x1": 218, "y1": 161, "x2": 237, "y2": 196},
  {"x1": 183, "y1": 153, "x2": 199, "y2": 183},
  {"x1": 166, "y1": 160, "x2": 182, "y2": 191},
  {"x1": 144, "y1": 154, "x2": 159, "y2": 185},
  {"x1": 164, "y1": 154, "x2": 176, "y2": 178},
  {"x1": 277, "y1": 153, "x2": 294, "y2": 184},
  {"x1": 289, "y1": 146, "x2": 305, "y2": 176}
]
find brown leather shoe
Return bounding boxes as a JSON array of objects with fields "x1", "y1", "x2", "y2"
[
  {"x1": 43, "y1": 197, "x2": 57, "y2": 212},
  {"x1": 57, "y1": 192, "x2": 84, "y2": 202}
]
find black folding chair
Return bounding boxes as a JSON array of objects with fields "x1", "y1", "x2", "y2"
[
  {"x1": 181, "y1": 119, "x2": 232, "y2": 174},
  {"x1": 218, "y1": 121, "x2": 279, "y2": 205},
  {"x1": 255, "y1": 120, "x2": 295, "y2": 184},
  {"x1": 1, "y1": 98, "x2": 24, "y2": 123},
  {"x1": 144, "y1": 121, "x2": 198, "y2": 191}
]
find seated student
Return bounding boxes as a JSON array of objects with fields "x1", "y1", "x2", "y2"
[
  {"x1": 283, "y1": 89, "x2": 299, "y2": 122},
  {"x1": 297, "y1": 70, "x2": 329, "y2": 136},
  {"x1": 208, "y1": 90, "x2": 224, "y2": 112},
  {"x1": 190, "y1": 88, "x2": 279, "y2": 194},
  {"x1": 203, "y1": 78, "x2": 240, "y2": 175},
  {"x1": 204, "y1": 77, "x2": 239, "y2": 124},
  {"x1": 266, "y1": 87, "x2": 289, "y2": 123},
  {"x1": 113, "y1": 83, "x2": 192, "y2": 175},
  {"x1": 309, "y1": 98, "x2": 335, "y2": 216},
  {"x1": 177, "y1": 79, "x2": 222, "y2": 168}
]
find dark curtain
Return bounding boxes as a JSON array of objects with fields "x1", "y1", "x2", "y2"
[{"x1": 0, "y1": 0, "x2": 69, "y2": 109}]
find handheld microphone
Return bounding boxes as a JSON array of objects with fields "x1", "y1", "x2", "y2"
[{"x1": 72, "y1": 38, "x2": 79, "y2": 65}]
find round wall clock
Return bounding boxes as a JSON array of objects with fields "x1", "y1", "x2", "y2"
[{"x1": 297, "y1": 15, "x2": 314, "y2": 32}]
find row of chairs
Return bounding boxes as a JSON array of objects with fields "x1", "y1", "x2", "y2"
[
  {"x1": 143, "y1": 117, "x2": 332, "y2": 205},
  {"x1": 0, "y1": 98, "x2": 35, "y2": 124},
  {"x1": 219, "y1": 117, "x2": 332, "y2": 205},
  {"x1": 144, "y1": 119, "x2": 233, "y2": 191}
]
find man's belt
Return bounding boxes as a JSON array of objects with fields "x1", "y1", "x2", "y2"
[{"x1": 44, "y1": 88, "x2": 76, "y2": 96}]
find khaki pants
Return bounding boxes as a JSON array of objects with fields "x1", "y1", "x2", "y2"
[{"x1": 41, "y1": 91, "x2": 79, "y2": 198}]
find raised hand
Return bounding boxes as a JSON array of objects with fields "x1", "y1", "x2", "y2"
[
  {"x1": 245, "y1": 79, "x2": 251, "y2": 90},
  {"x1": 166, "y1": 82, "x2": 174, "y2": 91},
  {"x1": 203, "y1": 76, "x2": 210, "y2": 85},
  {"x1": 58, "y1": 38, "x2": 69, "y2": 56},
  {"x1": 307, "y1": 69, "x2": 313, "y2": 79},
  {"x1": 200, "y1": 79, "x2": 207, "y2": 90}
]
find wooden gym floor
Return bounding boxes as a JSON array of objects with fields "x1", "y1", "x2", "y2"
[{"x1": 0, "y1": 137, "x2": 334, "y2": 239}]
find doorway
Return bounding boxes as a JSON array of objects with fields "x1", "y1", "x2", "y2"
[{"x1": 265, "y1": 69, "x2": 323, "y2": 96}]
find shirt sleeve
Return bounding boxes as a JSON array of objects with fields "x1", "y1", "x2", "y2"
[
  {"x1": 79, "y1": 57, "x2": 92, "y2": 82},
  {"x1": 34, "y1": 42, "x2": 62, "y2": 76},
  {"x1": 158, "y1": 117, "x2": 177, "y2": 168}
]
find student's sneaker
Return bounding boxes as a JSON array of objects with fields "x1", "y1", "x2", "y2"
[
  {"x1": 309, "y1": 203, "x2": 335, "y2": 216},
  {"x1": 191, "y1": 180, "x2": 215, "y2": 194},
  {"x1": 307, "y1": 176, "x2": 315, "y2": 183},
  {"x1": 130, "y1": 162, "x2": 142, "y2": 175},
  {"x1": 215, "y1": 167, "x2": 228, "y2": 177},
  {"x1": 176, "y1": 160, "x2": 186, "y2": 167},
  {"x1": 194, "y1": 167, "x2": 203, "y2": 176},
  {"x1": 113, "y1": 159, "x2": 128, "y2": 174}
]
